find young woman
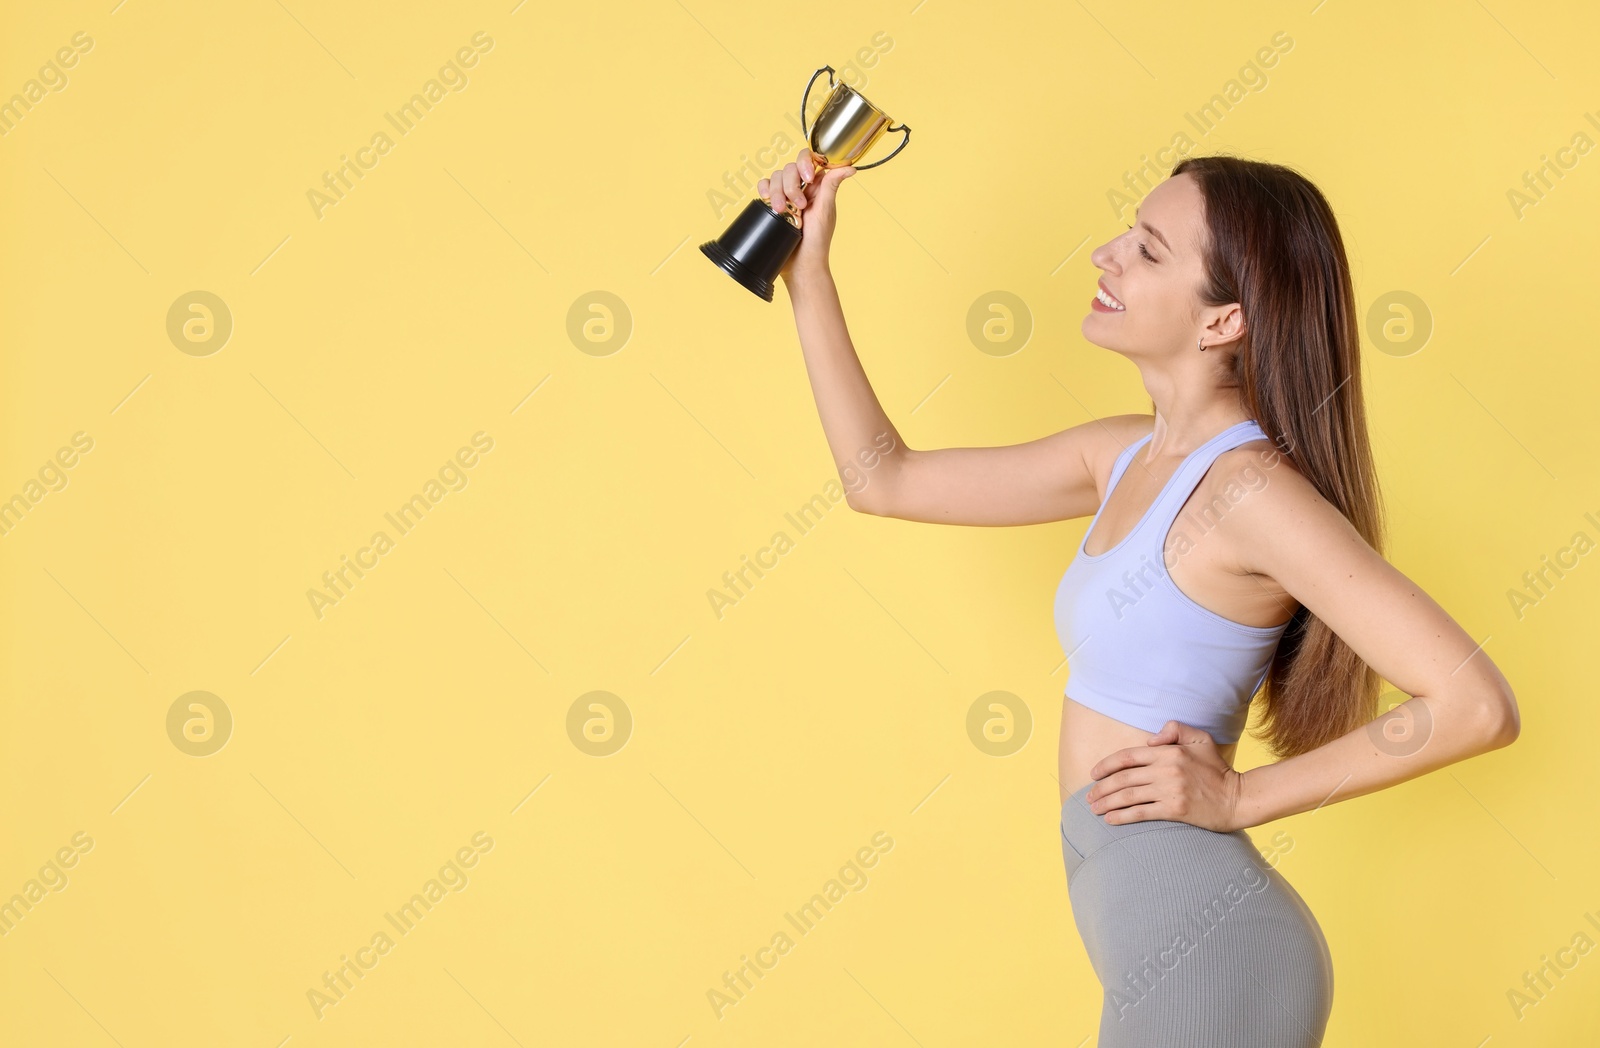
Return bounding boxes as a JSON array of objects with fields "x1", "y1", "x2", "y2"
[{"x1": 758, "y1": 151, "x2": 1520, "y2": 1046}]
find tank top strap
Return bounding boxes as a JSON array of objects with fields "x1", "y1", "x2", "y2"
[
  {"x1": 1077, "y1": 433, "x2": 1156, "y2": 557},
  {"x1": 1141, "y1": 419, "x2": 1267, "y2": 556}
]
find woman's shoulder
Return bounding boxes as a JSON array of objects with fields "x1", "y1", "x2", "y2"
[
  {"x1": 1212, "y1": 432, "x2": 1307, "y2": 488},
  {"x1": 1206, "y1": 436, "x2": 1330, "y2": 536},
  {"x1": 1100, "y1": 412, "x2": 1158, "y2": 453}
]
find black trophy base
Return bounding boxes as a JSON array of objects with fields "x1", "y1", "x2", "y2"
[{"x1": 700, "y1": 198, "x2": 803, "y2": 302}]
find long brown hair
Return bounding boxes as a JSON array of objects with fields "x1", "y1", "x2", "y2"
[{"x1": 1169, "y1": 153, "x2": 1385, "y2": 760}]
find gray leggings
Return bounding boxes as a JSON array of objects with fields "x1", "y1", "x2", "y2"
[{"x1": 1060, "y1": 781, "x2": 1334, "y2": 1047}]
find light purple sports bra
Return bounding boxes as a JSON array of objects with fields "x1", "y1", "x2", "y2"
[{"x1": 1052, "y1": 419, "x2": 1290, "y2": 744}]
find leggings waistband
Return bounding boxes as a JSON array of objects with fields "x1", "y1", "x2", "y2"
[{"x1": 1060, "y1": 779, "x2": 1249, "y2": 882}]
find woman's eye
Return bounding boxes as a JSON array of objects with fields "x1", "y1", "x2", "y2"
[{"x1": 1125, "y1": 226, "x2": 1155, "y2": 262}]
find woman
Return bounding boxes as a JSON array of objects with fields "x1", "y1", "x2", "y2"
[{"x1": 758, "y1": 150, "x2": 1520, "y2": 1046}]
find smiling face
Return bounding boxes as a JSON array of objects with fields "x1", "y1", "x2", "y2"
[{"x1": 1083, "y1": 172, "x2": 1237, "y2": 357}]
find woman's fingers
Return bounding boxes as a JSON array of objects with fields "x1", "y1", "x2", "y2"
[
  {"x1": 781, "y1": 162, "x2": 804, "y2": 211},
  {"x1": 759, "y1": 155, "x2": 821, "y2": 214},
  {"x1": 760, "y1": 168, "x2": 794, "y2": 214}
]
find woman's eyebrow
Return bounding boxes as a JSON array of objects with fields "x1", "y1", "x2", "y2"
[{"x1": 1133, "y1": 206, "x2": 1171, "y2": 251}]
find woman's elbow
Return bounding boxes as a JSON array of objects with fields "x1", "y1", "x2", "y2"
[
  {"x1": 1480, "y1": 686, "x2": 1521, "y2": 749},
  {"x1": 845, "y1": 489, "x2": 892, "y2": 516},
  {"x1": 843, "y1": 474, "x2": 901, "y2": 516}
]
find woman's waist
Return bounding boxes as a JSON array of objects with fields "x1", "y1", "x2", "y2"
[{"x1": 1058, "y1": 694, "x2": 1237, "y2": 797}]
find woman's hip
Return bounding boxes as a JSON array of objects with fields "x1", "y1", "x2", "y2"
[{"x1": 1059, "y1": 780, "x2": 1334, "y2": 1043}]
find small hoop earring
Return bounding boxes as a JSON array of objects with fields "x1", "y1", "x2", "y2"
[{"x1": 1198, "y1": 336, "x2": 1207, "y2": 352}]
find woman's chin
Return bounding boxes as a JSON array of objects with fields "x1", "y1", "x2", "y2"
[{"x1": 1079, "y1": 317, "x2": 1113, "y2": 347}]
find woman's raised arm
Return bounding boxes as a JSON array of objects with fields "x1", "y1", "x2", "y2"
[{"x1": 762, "y1": 149, "x2": 1148, "y2": 527}]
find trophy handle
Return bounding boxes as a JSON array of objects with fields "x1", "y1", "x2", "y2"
[
  {"x1": 800, "y1": 65, "x2": 836, "y2": 139},
  {"x1": 850, "y1": 123, "x2": 911, "y2": 171}
]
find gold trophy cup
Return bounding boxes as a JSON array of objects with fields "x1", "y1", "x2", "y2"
[{"x1": 701, "y1": 65, "x2": 911, "y2": 301}]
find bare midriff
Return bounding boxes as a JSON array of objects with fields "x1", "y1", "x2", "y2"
[{"x1": 1057, "y1": 695, "x2": 1238, "y2": 806}]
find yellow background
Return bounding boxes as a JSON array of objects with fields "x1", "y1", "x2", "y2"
[{"x1": 2, "y1": 0, "x2": 1595, "y2": 1044}]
